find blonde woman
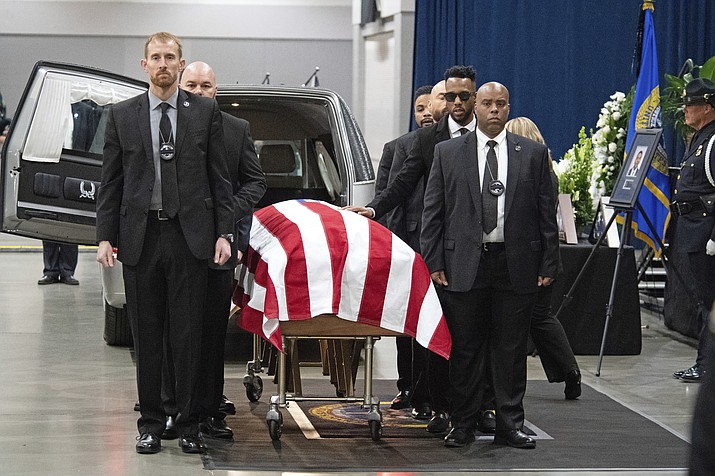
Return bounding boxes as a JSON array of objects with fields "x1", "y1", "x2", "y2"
[{"x1": 505, "y1": 117, "x2": 582, "y2": 400}]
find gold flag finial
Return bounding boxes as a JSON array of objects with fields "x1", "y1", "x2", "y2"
[{"x1": 643, "y1": 0, "x2": 654, "y2": 11}]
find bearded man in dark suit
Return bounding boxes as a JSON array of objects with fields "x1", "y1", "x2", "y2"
[
  {"x1": 96, "y1": 32, "x2": 235, "y2": 455},
  {"x1": 346, "y1": 67, "x2": 477, "y2": 434},
  {"x1": 421, "y1": 81, "x2": 559, "y2": 449}
]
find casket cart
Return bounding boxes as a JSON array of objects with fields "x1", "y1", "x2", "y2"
[{"x1": 264, "y1": 314, "x2": 403, "y2": 441}]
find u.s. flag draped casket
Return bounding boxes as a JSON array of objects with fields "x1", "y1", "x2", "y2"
[{"x1": 233, "y1": 199, "x2": 451, "y2": 359}]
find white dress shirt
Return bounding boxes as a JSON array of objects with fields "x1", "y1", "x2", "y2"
[
  {"x1": 476, "y1": 127, "x2": 508, "y2": 243},
  {"x1": 448, "y1": 115, "x2": 476, "y2": 138}
]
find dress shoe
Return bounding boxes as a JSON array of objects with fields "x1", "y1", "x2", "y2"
[
  {"x1": 60, "y1": 275, "x2": 79, "y2": 285},
  {"x1": 565, "y1": 369, "x2": 582, "y2": 400},
  {"x1": 493, "y1": 429, "x2": 536, "y2": 449},
  {"x1": 390, "y1": 390, "x2": 411, "y2": 410},
  {"x1": 444, "y1": 427, "x2": 475, "y2": 447},
  {"x1": 135, "y1": 433, "x2": 161, "y2": 454},
  {"x1": 219, "y1": 395, "x2": 236, "y2": 415},
  {"x1": 674, "y1": 365, "x2": 698, "y2": 380},
  {"x1": 199, "y1": 416, "x2": 234, "y2": 439},
  {"x1": 411, "y1": 403, "x2": 432, "y2": 420},
  {"x1": 162, "y1": 415, "x2": 179, "y2": 440},
  {"x1": 426, "y1": 411, "x2": 450, "y2": 434},
  {"x1": 673, "y1": 367, "x2": 689, "y2": 379},
  {"x1": 680, "y1": 365, "x2": 705, "y2": 383},
  {"x1": 477, "y1": 409, "x2": 496, "y2": 434},
  {"x1": 179, "y1": 433, "x2": 206, "y2": 453},
  {"x1": 37, "y1": 275, "x2": 59, "y2": 285}
]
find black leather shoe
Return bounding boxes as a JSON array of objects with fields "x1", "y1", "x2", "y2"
[
  {"x1": 199, "y1": 416, "x2": 234, "y2": 439},
  {"x1": 162, "y1": 415, "x2": 179, "y2": 440},
  {"x1": 60, "y1": 275, "x2": 79, "y2": 285},
  {"x1": 411, "y1": 403, "x2": 432, "y2": 420},
  {"x1": 37, "y1": 275, "x2": 59, "y2": 285},
  {"x1": 444, "y1": 427, "x2": 475, "y2": 447},
  {"x1": 680, "y1": 365, "x2": 705, "y2": 382},
  {"x1": 565, "y1": 369, "x2": 582, "y2": 400},
  {"x1": 135, "y1": 433, "x2": 161, "y2": 454},
  {"x1": 494, "y1": 429, "x2": 536, "y2": 449},
  {"x1": 674, "y1": 365, "x2": 698, "y2": 379},
  {"x1": 426, "y1": 411, "x2": 450, "y2": 434},
  {"x1": 390, "y1": 390, "x2": 411, "y2": 410},
  {"x1": 179, "y1": 433, "x2": 206, "y2": 453},
  {"x1": 219, "y1": 395, "x2": 236, "y2": 415},
  {"x1": 477, "y1": 410, "x2": 496, "y2": 434},
  {"x1": 673, "y1": 367, "x2": 689, "y2": 379}
]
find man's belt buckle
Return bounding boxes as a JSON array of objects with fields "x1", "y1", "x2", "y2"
[
  {"x1": 482, "y1": 242, "x2": 504, "y2": 252},
  {"x1": 673, "y1": 202, "x2": 692, "y2": 216}
]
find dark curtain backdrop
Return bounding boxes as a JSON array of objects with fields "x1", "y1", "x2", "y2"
[{"x1": 412, "y1": 0, "x2": 715, "y2": 164}]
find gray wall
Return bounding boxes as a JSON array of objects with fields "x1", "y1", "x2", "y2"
[{"x1": 0, "y1": 1, "x2": 353, "y2": 119}]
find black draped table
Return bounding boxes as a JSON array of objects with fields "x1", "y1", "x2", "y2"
[{"x1": 550, "y1": 242, "x2": 641, "y2": 355}]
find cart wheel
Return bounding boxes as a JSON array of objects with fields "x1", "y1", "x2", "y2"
[
  {"x1": 369, "y1": 419, "x2": 382, "y2": 441},
  {"x1": 244, "y1": 375, "x2": 263, "y2": 402},
  {"x1": 268, "y1": 419, "x2": 282, "y2": 440}
]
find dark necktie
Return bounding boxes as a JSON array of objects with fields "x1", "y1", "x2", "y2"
[
  {"x1": 458, "y1": 127, "x2": 469, "y2": 136},
  {"x1": 159, "y1": 102, "x2": 179, "y2": 218},
  {"x1": 482, "y1": 140, "x2": 498, "y2": 234}
]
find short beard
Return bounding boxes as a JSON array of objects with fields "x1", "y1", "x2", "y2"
[{"x1": 151, "y1": 73, "x2": 176, "y2": 89}]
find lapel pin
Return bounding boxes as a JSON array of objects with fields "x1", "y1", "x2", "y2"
[
  {"x1": 696, "y1": 144, "x2": 703, "y2": 156},
  {"x1": 183, "y1": 101, "x2": 190, "y2": 108},
  {"x1": 515, "y1": 145, "x2": 521, "y2": 151}
]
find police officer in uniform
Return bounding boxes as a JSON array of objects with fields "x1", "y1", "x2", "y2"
[{"x1": 671, "y1": 78, "x2": 715, "y2": 383}]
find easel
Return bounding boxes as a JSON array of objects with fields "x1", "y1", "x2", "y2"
[
  {"x1": 552, "y1": 206, "x2": 632, "y2": 376},
  {"x1": 553, "y1": 129, "x2": 688, "y2": 376}
]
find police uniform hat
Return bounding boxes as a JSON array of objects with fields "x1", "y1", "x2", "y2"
[{"x1": 683, "y1": 78, "x2": 715, "y2": 106}]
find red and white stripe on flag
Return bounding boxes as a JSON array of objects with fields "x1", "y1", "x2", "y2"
[{"x1": 233, "y1": 199, "x2": 451, "y2": 359}]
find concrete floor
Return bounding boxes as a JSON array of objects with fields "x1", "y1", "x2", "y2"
[{"x1": 0, "y1": 234, "x2": 696, "y2": 475}]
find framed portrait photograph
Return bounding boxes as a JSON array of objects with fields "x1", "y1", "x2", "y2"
[{"x1": 608, "y1": 128, "x2": 663, "y2": 209}]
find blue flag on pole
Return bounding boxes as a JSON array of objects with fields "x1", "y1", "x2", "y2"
[{"x1": 619, "y1": 1, "x2": 671, "y2": 256}]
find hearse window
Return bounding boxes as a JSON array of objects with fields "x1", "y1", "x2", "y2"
[
  {"x1": 23, "y1": 73, "x2": 141, "y2": 163},
  {"x1": 220, "y1": 96, "x2": 344, "y2": 206}
]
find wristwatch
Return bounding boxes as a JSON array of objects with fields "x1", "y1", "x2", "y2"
[{"x1": 219, "y1": 233, "x2": 234, "y2": 243}]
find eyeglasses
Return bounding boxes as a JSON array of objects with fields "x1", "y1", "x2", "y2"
[{"x1": 444, "y1": 91, "x2": 474, "y2": 102}]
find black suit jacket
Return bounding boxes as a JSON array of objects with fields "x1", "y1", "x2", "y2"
[
  {"x1": 212, "y1": 112, "x2": 266, "y2": 269},
  {"x1": 421, "y1": 131, "x2": 559, "y2": 293},
  {"x1": 375, "y1": 139, "x2": 397, "y2": 196},
  {"x1": 97, "y1": 89, "x2": 234, "y2": 266},
  {"x1": 374, "y1": 138, "x2": 397, "y2": 227},
  {"x1": 385, "y1": 130, "x2": 423, "y2": 251},
  {"x1": 368, "y1": 116, "x2": 451, "y2": 220}
]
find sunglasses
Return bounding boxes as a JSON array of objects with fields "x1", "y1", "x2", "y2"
[{"x1": 444, "y1": 91, "x2": 474, "y2": 102}]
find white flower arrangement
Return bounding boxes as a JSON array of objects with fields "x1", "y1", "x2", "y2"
[{"x1": 590, "y1": 91, "x2": 631, "y2": 201}]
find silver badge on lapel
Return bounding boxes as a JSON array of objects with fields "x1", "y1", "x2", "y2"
[
  {"x1": 514, "y1": 145, "x2": 521, "y2": 151},
  {"x1": 160, "y1": 142, "x2": 175, "y2": 161},
  {"x1": 696, "y1": 144, "x2": 703, "y2": 156},
  {"x1": 183, "y1": 101, "x2": 190, "y2": 108}
]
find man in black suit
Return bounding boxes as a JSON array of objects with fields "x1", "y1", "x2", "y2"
[
  {"x1": 96, "y1": 32, "x2": 235, "y2": 455},
  {"x1": 179, "y1": 61, "x2": 266, "y2": 439},
  {"x1": 374, "y1": 84, "x2": 434, "y2": 412},
  {"x1": 421, "y1": 82, "x2": 559, "y2": 449},
  {"x1": 670, "y1": 78, "x2": 715, "y2": 383},
  {"x1": 346, "y1": 66, "x2": 477, "y2": 434}
]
